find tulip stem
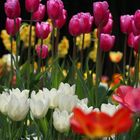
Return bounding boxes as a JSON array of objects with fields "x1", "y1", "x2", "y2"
[
  {"x1": 38, "y1": 39, "x2": 43, "y2": 72},
  {"x1": 55, "y1": 28, "x2": 60, "y2": 57},
  {"x1": 80, "y1": 33, "x2": 85, "y2": 69},
  {"x1": 72, "y1": 37, "x2": 76, "y2": 60},
  {"x1": 51, "y1": 21, "x2": 55, "y2": 58}
]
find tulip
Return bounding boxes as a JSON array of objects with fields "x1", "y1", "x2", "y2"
[
  {"x1": 70, "y1": 107, "x2": 133, "y2": 138},
  {"x1": 100, "y1": 33, "x2": 115, "y2": 52},
  {"x1": 32, "y1": 4, "x2": 46, "y2": 21},
  {"x1": 25, "y1": 0, "x2": 39, "y2": 13},
  {"x1": 132, "y1": 20, "x2": 140, "y2": 35},
  {"x1": 46, "y1": 0, "x2": 64, "y2": 20},
  {"x1": 35, "y1": 22, "x2": 52, "y2": 39},
  {"x1": 53, "y1": 109, "x2": 72, "y2": 132},
  {"x1": 7, "y1": 89, "x2": 30, "y2": 121},
  {"x1": 30, "y1": 90, "x2": 50, "y2": 119},
  {"x1": 120, "y1": 15, "x2": 133, "y2": 34},
  {"x1": 93, "y1": 1, "x2": 109, "y2": 28},
  {"x1": 36, "y1": 45, "x2": 48, "y2": 59},
  {"x1": 113, "y1": 85, "x2": 140, "y2": 113},
  {"x1": 6, "y1": 17, "x2": 21, "y2": 36},
  {"x1": 134, "y1": 10, "x2": 140, "y2": 30},
  {"x1": 54, "y1": 9, "x2": 67, "y2": 29},
  {"x1": 133, "y1": 35, "x2": 140, "y2": 53},
  {"x1": 69, "y1": 15, "x2": 82, "y2": 36},
  {"x1": 128, "y1": 33, "x2": 134, "y2": 47},
  {"x1": 4, "y1": 0, "x2": 21, "y2": 19},
  {"x1": 109, "y1": 51, "x2": 123, "y2": 63}
]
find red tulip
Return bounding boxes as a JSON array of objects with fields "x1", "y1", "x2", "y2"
[
  {"x1": 100, "y1": 33, "x2": 115, "y2": 52},
  {"x1": 46, "y1": 0, "x2": 64, "y2": 20},
  {"x1": 6, "y1": 17, "x2": 21, "y2": 36},
  {"x1": 134, "y1": 10, "x2": 140, "y2": 30},
  {"x1": 25, "y1": 0, "x2": 39, "y2": 13},
  {"x1": 32, "y1": 4, "x2": 46, "y2": 21},
  {"x1": 35, "y1": 22, "x2": 52, "y2": 39},
  {"x1": 120, "y1": 15, "x2": 133, "y2": 34},
  {"x1": 4, "y1": 0, "x2": 21, "y2": 19},
  {"x1": 70, "y1": 107, "x2": 133, "y2": 138},
  {"x1": 113, "y1": 85, "x2": 140, "y2": 113},
  {"x1": 36, "y1": 45, "x2": 48, "y2": 59},
  {"x1": 93, "y1": 1, "x2": 109, "y2": 28},
  {"x1": 69, "y1": 15, "x2": 82, "y2": 36},
  {"x1": 54, "y1": 9, "x2": 67, "y2": 29}
]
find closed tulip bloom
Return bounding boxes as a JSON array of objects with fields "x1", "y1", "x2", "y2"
[
  {"x1": 36, "y1": 22, "x2": 52, "y2": 39},
  {"x1": 93, "y1": 1, "x2": 109, "y2": 28},
  {"x1": 133, "y1": 35, "x2": 140, "y2": 53},
  {"x1": 54, "y1": 9, "x2": 67, "y2": 29},
  {"x1": 134, "y1": 10, "x2": 140, "y2": 30},
  {"x1": 128, "y1": 33, "x2": 134, "y2": 48},
  {"x1": 36, "y1": 45, "x2": 48, "y2": 59},
  {"x1": 6, "y1": 17, "x2": 21, "y2": 36},
  {"x1": 109, "y1": 51, "x2": 123, "y2": 63},
  {"x1": 69, "y1": 15, "x2": 82, "y2": 36},
  {"x1": 100, "y1": 33, "x2": 115, "y2": 52},
  {"x1": 32, "y1": 4, "x2": 46, "y2": 21},
  {"x1": 25, "y1": 0, "x2": 39, "y2": 13},
  {"x1": 5, "y1": 0, "x2": 21, "y2": 19},
  {"x1": 120, "y1": 15, "x2": 133, "y2": 34},
  {"x1": 30, "y1": 91, "x2": 50, "y2": 119},
  {"x1": 132, "y1": 20, "x2": 140, "y2": 35},
  {"x1": 46, "y1": 0, "x2": 64, "y2": 20}
]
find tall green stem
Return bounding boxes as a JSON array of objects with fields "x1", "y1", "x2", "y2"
[
  {"x1": 80, "y1": 33, "x2": 85, "y2": 69},
  {"x1": 51, "y1": 21, "x2": 55, "y2": 58},
  {"x1": 10, "y1": 37, "x2": 13, "y2": 87},
  {"x1": 123, "y1": 35, "x2": 127, "y2": 80},
  {"x1": 38, "y1": 39, "x2": 43, "y2": 72},
  {"x1": 55, "y1": 28, "x2": 60, "y2": 57},
  {"x1": 72, "y1": 37, "x2": 76, "y2": 60}
]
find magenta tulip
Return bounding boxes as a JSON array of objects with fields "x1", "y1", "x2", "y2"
[
  {"x1": 120, "y1": 15, "x2": 133, "y2": 34},
  {"x1": 132, "y1": 20, "x2": 140, "y2": 35},
  {"x1": 54, "y1": 9, "x2": 67, "y2": 29},
  {"x1": 32, "y1": 4, "x2": 46, "y2": 21},
  {"x1": 133, "y1": 35, "x2": 140, "y2": 53},
  {"x1": 128, "y1": 33, "x2": 134, "y2": 48},
  {"x1": 25, "y1": 0, "x2": 39, "y2": 13},
  {"x1": 113, "y1": 85, "x2": 140, "y2": 113},
  {"x1": 46, "y1": 0, "x2": 64, "y2": 20},
  {"x1": 35, "y1": 22, "x2": 52, "y2": 39},
  {"x1": 134, "y1": 10, "x2": 140, "y2": 30},
  {"x1": 36, "y1": 45, "x2": 48, "y2": 59},
  {"x1": 6, "y1": 17, "x2": 21, "y2": 36},
  {"x1": 93, "y1": 1, "x2": 109, "y2": 28},
  {"x1": 100, "y1": 33, "x2": 115, "y2": 52},
  {"x1": 4, "y1": 0, "x2": 21, "y2": 19}
]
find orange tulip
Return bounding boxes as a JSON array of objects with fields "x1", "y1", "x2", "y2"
[
  {"x1": 70, "y1": 107, "x2": 133, "y2": 138},
  {"x1": 109, "y1": 51, "x2": 123, "y2": 63}
]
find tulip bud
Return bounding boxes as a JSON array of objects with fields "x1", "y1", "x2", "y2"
[
  {"x1": 133, "y1": 35, "x2": 140, "y2": 53},
  {"x1": 46, "y1": 0, "x2": 64, "y2": 20},
  {"x1": 100, "y1": 33, "x2": 115, "y2": 52},
  {"x1": 132, "y1": 20, "x2": 140, "y2": 35},
  {"x1": 32, "y1": 4, "x2": 46, "y2": 21},
  {"x1": 134, "y1": 10, "x2": 140, "y2": 30},
  {"x1": 25, "y1": 0, "x2": 39, "y2": 13},
  {"x1": 35, "y1": 22, "x2": 52, "y2": 39},
  {"x1": 4, "y1": 0, "x2": 21, "y2": 19},
  {"x1": 128, "y1": 33, "x2": 134, "y2": 48},
  {"x1": 6, "y1": 17, "x2": 21, "y2": 36},
  {"x1": 93, "y1": 1, "x2": 109, "y2": 28},
  {"x1": 30, "y1": 90, "x2": 50, "y2": 119},
  {"x1": 36, "y1": 45, "x2": 49, "y2": 59},
  {"x1": 120, "y1": 15, "x2": 133, "y2": 34},
  {"x1": 54, "y1": 9, "x2": 67, "y2": 29}
]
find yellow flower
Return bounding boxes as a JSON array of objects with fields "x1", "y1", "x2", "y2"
[
  {"x1": 58, "y1": 37, "x2": 69, "y2": 58},
  {"x1": 76, "y1": 33, "x2": 91, "y2": 50},
  {"x1": 109, "y1": 51, "x2": 123, "y2": 63}
]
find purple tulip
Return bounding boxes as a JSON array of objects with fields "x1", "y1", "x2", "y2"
[
  {"x1": 32, "y1": 4, "x2": 46, "y2": 21},
  {"x1": 36, "y1": 45, "x2": 48, "y2": 59},
  {"x1": 6, "y1": 17, "x2": 21, "y2": 36},
  {"x1": 35, "y1": 22, "x2": 52, "y2": 39},
  {"x1": 5, "y1": 0, "x2": 21, "y2": 19},
  {"x1": 25, "y1": 0, "x2": 39, "y2": 13},
  {"x1": 100, "y1": 33, "x2": 115, "y2": 52}
]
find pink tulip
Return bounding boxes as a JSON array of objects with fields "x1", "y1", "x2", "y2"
[
  {"x1": 120, "y1": 15, "x2": 133, "y2": 34},
  {"x1": 100, "y1": 33, "x2": 115, "y2": 52},
  {"x1": 132, "y1": 20, "x2": 140, "y2": 35},
  {"x1": 6, "y1": 17, "x2": 21, "y2": 36},
  {"x1": 4, "y1": 0, "x2": 21, "y2": 19},
  {"x1": 54, "y1": 9, "x2": 67, "y2": 29},
  {"x1": 35, "y1": 22, "x2": 52, "y2": 39},
  {"x1": 133, "y1": 35, "x2": 140, "y2": 53},
  {"x1": 25, "y1": 0, "x2": 39, "y2": 13},
  {"x1": 36, "y1": 45, "x2": 48, "y2": 59},
  {"x1": 128, "y1": 33, "x2": 134, "y2": 48},
  {"x1": 69, "y1": 15, "x2": 82, "y2": 36},
  {"x1": 113, "y1": 85, "x2": 140, "y2": 113},
  {"x1": 46, "y1": 0, "x2": 64, "y2": 20},
  {"x1": 32, "y1": 4, "x2": 46, "y2": 21},
  {"x1": 134, "y1": 10, "x2": 140, "y2": 30},
  {"x1": 93, "y1": 1, "x2": 109, "y2": 28}
]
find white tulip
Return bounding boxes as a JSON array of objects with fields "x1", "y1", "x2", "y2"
[
  {"x1": 7, "y1": 88, "x2": 30, "y2": 121},
  {"x1": 53, "y1": 109, "x2": 72, "y2": 133},
  {"x1": 30, "y1": 90, "x2": 49, "y2": 119}
]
